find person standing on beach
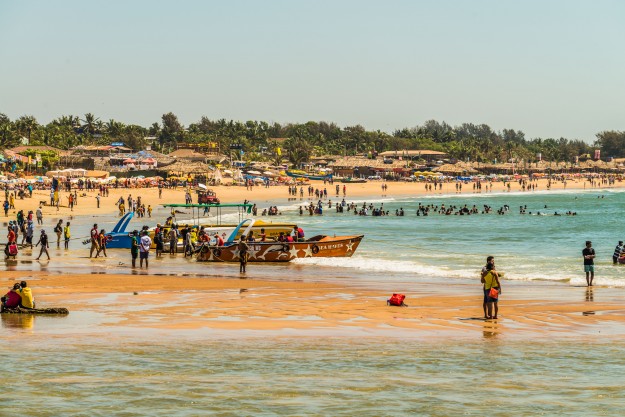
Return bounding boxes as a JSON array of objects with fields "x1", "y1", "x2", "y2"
[
  {"x1": 481, "y1": 259, "x2": 501, "y2": 319},
  {"x1": 89, "y1": 224, "x2": 100, "y2": 258},
  {"x1": 63, "y1": 222, "x2": 71, "y2": 249},
  {"x1": 97, "y1": 229, "x2": 108, "y2": 258},
  {"x1": 613, "y1": 241, "x2": 623, "y2": 265},
  {"x1": 139, "y1": 230, "x2": 152, "y2": 268},
  {"x1": 54, "y1": 219, "x2": 63, "y2": 248},
  {"x1": 238, "y1": 235, "x2": 249, "y2": 273},
  {"x1": 36, "y1": 206, "x2": 43, "y2": 225},
  {"x1": 583, "y1": 241, "x2": 596, "y2": 286},
  {"x1": 481, "y1": 256, "x2": 495, "y2": 318},
  {"x1": 130, "y1": 230, "x2": 139, "y2": 268},
  {"x1": 169, "y1": 226, "x2": 178, "y2": 254}
]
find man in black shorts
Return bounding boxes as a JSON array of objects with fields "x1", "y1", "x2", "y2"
[{"x1": 583, "y1": 241, "x2": 596, "y2": 286}]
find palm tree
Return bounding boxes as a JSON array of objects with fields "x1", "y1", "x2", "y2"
[
  {"x1": 284, "y1": 137, "x2": 313, "y2": 168},
  {"x1": 105, "y1": 119, "x2": 125, "y2": 137},
  {"x1": 15, "y1": 115, "x2": 38, "y2": 143},
  {"x1": 81, "y1": 113, "x2": 100, "y2": 135}
]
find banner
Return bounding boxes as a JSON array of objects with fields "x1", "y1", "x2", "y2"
[{"x1": 594, "y1": 149, "x2": 601, "y2": 160}]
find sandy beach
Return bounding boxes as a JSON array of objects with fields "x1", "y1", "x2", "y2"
[
  {"x1": 3, "y1": 176, "x2": 624, "y2": 340},
  {"x1": 2, "y1": 269, "x2": 622, "y2": 340}
]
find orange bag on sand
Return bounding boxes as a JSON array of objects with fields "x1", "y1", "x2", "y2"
[
  {"x1": 387, "y1": 293, "x2": 406, "y2": 307},
  {"x1": 489, "y1": 287, "x2": 499, "y2": 300}
]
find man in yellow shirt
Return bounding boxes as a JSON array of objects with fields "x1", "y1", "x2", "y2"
[{"x1": 19, "y1": 281, "x2": 35, "y2": 309}]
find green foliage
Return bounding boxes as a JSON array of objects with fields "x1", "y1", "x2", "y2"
[
  {"x1": 19, "y1": 148, "x2": 59, "y2": 168},
  {"x1": 594, "y1": 131, "x2": 625, "y2": 158},
  {"x1": 0, "y1": 113, "x2": 601, "y2": 165}
]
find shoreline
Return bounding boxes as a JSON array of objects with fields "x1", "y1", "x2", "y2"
[
  {"x1": 2, "y1": 176, "x2": 620, "y2": 222},
  {"x1": 2, "y1": 268, "x2": 623, "y2": 340},
  {"x1": 2, "y1": 178, "x2": 624, "y2": 340}
]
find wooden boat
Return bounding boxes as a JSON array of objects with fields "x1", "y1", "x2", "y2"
[
  {"x1": 286, "y1": 170, "x2": 333, "y2": 181},
  {"x1": 1, "y1": 306, "x2": 69, "y2": 314},
  {"x1": 339, "y1": 177, "x2": 367, "y2": 183},
  {"x1": 196, "y1": 234, "x2": 364, "y2": 262}
]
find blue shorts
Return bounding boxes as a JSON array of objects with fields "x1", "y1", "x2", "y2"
[
  {"x1": 584, "y1": 265, "x2": 594, "y2": 273},
  {"x1": 140, "y1": 252, "x2": 148, "y2": 259}
]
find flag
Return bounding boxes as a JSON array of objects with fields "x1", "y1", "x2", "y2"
[{"x1": 276, "y1": 147, "x2": 282, "y2": 156}]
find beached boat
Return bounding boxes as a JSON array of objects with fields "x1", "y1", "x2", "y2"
[
  {"x1": 1, "y1": 307, "x2": 69, "y2": 315},
  {"x1": 106, "y1": 212, "x2": 136, "y2": 249},
  {"x1": 339, "y1": 177, "x2": 367, "y2": 183},
  {"x1": 196, "y1": 234, "x2": 364, "y2": 262},
  {"x1": 286, "y1": 170, "x2": 332, "y2": 181}
]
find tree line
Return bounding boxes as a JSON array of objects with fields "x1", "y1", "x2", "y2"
[{"x1": 1, "y1": 112, "x2": 624, "y2": 166}]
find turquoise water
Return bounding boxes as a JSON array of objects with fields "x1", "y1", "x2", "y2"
[
  {"x1": 280, "y1": 189, "x2": 625, "y2": 287},
  {"x1": 3, "y1": 187, "x2": 625, "y2": 415}
]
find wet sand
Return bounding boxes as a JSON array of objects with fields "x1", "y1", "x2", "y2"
[{"x1": 3, "y1": 268, "x2": 624, "y2": 340}]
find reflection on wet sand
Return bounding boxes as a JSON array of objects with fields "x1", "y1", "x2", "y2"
[
  {"x1": 1, "y1": 313, "x2": 34, "y2": 329},
  {"x1": 586, "y1": 287, "x2": 594, "y2": 302},
  {"x1": 482, "y1": 320, "x2": 499, "y2": 339}
]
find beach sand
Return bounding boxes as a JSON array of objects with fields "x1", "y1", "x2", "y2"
[
  {"x1": 2, "y1": 268, "x2": 623, "y2": 340},
  {"x1": 2, "y1": 176, "x2": 622, "y2": 340}
]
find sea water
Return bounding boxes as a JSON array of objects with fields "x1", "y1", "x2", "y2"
[
  {"x1": 286, "y1": 188, "x2": 625, "y2": 287},
  {"x1": 2, "y1": 337, "x2": 625, "y2": 416},
  {"x1": 3, "y1": 188, "x2": 625, "y2": 415}
]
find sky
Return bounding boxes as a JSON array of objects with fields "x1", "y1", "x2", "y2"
[{"x1": 1, "y1": 0, "x2": 624, "y2": 142}]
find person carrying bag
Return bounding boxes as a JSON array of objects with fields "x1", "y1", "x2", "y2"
[{"x1": 482, "y1": 264, "x2": 501, "y2": 319}]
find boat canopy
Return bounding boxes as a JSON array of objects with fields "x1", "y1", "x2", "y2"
[{"x1": 162, "y1": 203, "x2": 253, "y2": 226}]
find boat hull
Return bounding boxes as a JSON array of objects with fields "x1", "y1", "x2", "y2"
[
  {"x1": 196, "y1": 235, "x2": 363, "y2": 262},
  {"x1": 286, "y1": 171, "x2": 332, "y2": 181}
]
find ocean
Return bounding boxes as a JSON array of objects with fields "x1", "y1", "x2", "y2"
[{"x1": 2, "y1": 187, "x2": 625, "y2": 415}]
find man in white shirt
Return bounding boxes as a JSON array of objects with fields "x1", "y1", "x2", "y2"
[{"x1": 139, "y1": 230, "x2": 152, "y2": 268}]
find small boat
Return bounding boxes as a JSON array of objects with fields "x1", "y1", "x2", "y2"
[
  {"x1": 197, "y1": 233, "x2": 364, "y2": 262},
  {"x1": 106, "y1": 207, "x2": 296, "y2": 249},
  {"x1": 286, "y1": 170, "x2": 333, "y2": 181},
  {"x1": 105, "y1": 212, "x2": 135, "y2": 249},
  {"x1": 1, "y1": 307, "x2": 69, "y2": 314},
  {"x1": 339, "y1": 177, "x2": 367, "y2": 183}
]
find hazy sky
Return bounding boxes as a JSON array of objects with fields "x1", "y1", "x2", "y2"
[{"x1": 1, "y1": 0, "x2": 623, "y2": 141}]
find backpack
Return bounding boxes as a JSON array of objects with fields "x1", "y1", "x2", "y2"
[
  {"x1": 387, "y1": 293, "x2": 407, "y2": 307},
  {"x1": 8, "y1": 244, "x2": 18, "y2": 256}
]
